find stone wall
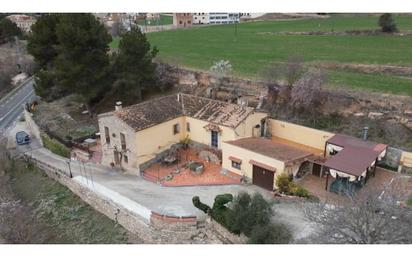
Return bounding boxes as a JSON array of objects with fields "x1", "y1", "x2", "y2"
[
  {"x1": 30, "y1": 156, "x2": 155, "y2": 242},
  {"x1": 168, "y1": 65, "x2": 268, "y2": 101},
  {"x1": 380, "y1": 147, "x2": 402, "y2": 170},
  {"x1": 204, "y1": 217, "x2": 247, "y2": 244},
  {"x1": 29, "y1": 155, "x2": 245, "y2": 244}
]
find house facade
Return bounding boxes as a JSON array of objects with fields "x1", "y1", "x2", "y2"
[
  {"x1": 98, "y1": 94, "x2": 267, "y2": 174},
  {"x1": 98, "y1": 94, "x2": 388, "y2": 192},
  {"x1": 173, "y1": 13, "x2": 193, "y2": 28}
]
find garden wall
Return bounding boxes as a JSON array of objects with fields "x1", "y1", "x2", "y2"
[{"x1": 268, "y1": 118, "x2": 335, "y2": 151}]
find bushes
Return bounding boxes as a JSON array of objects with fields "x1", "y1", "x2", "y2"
[
  {"x1": 193, "y1": 192, "x2": 292, "y2": 244},
  {"x1": 407, "y1": 196, "x2": 412, "y2": 207},
  {"x1": 248, "y1": 223, "x2": 292, "y2": 244},
  {"x1": 276, "y1": 173, "x2": 291, "y2": 193},
  {"x1": 275, "y1": 173, "x2": 310, "y2": 198},
  {"x1": 41, "y1": 133, "x2": 71, "y2": 158}
]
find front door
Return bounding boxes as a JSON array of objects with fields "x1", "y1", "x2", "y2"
[
  {"x1": 211, "y1": 131, "x2": 218, "y2": 148},
  {"x1": 252, "y1": 165, "x2": 274, "y2": 191},
  {"x1": 312, "y1": 163, "x2": 321, "y2": 177},
  {"x1": 113, "y1": 150, "x2": 120, "y2": 165}
]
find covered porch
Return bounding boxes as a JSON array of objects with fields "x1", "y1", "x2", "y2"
[{"x1": 320, "y1": 134, "x2": 387, "y2": 194}]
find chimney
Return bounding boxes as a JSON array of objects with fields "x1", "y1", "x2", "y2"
[
  {"x1": 362, "y1": 126, "x2": 369, "y2": 141},
  {"x1": 115, "y1": 101, "x2": 122, "y2": 111}
]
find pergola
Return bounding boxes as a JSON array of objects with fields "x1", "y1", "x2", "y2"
[{"x1": 323, "y1": 134, "x2": 387, "y2": 191}]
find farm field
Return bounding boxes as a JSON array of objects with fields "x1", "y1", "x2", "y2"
[
  {"x1": 136, "y1": 14, "x2": 173, "y2": 26},
  {"x1": 110, "y1": 14, "x2": 412, "y2": 96}
]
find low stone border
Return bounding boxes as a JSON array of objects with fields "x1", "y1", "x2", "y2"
[{"x1": 150, "y1": 211, "x2": 198, "y2": 232}]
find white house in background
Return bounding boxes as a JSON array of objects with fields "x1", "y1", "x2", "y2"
[
  {"x1": 209, "y1": 13, "x2": 240, "y2": 24},
  {"x1": 193, "y1": 13, "x2": 209, "y2": 25},
  {"x1": 5, "y1": 14, "x2": 37, "y2": 33}
]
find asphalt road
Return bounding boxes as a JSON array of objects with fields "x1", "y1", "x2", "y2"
[{"x1": 0, "y1": 78, "x2": 36, "y2": 134}]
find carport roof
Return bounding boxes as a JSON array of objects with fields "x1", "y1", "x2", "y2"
[
  {"x1": 324, "y1": 134, "x2": 387, "y2": 176},
  {"x1": 225, "y1": 137, "x2": 313, "y2": 163}
]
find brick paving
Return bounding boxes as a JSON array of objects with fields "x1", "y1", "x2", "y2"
[{"x1": 143, "y1": 148, "x2": 242, "y2": 187}]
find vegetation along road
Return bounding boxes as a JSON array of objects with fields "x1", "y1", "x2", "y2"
[{"x1": 111, "y1": 14, "x2": 412, "y2": 96}]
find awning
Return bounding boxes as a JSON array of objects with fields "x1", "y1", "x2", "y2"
[
  {"x1": 229, "y1": 156, "x2": 242, "y2": 163},
  {"x1": 249, "y1": 160, "x2": 276, "y2": 172}
]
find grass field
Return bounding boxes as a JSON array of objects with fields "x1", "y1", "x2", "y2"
[
  {"x1": 137, "y1": 14, "x2": 173, "y2": 26},
  {"x1": 110, "y1": 14, "x2": 412, "y2": 96},
  {"x1": 9, "y1": 161, "x2": 133, "y2": 243},
  {"x1": 329, "y1": 70, "x2": 412, "y2": 96}
]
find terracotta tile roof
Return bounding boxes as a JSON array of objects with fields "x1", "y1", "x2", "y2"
[
  {"x1": 115, "y1": 95, "x2": 184, "y2": 132},
  {"x1": 100, "y1": 94, "x2": 255, "y2": 132},
  {"x1": 324, "y1": 134, "x2": 387, "y2": 176},
  {"x1": 226, "y1": 137, "x2": 313, "y2": 163},
  {"x1": 180, "y1": 94, "x2": 254, "y2": 128}
]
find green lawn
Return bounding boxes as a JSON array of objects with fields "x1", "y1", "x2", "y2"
[
  {"x1": 329, "y1": 70, "x2": 412, "y2": 96},
  {"x1": 110, "y1": 14, "x2": 412, "y2": 95},
  {"x1": 137, "y1": 14, "x2": 173, "y2": 26}
]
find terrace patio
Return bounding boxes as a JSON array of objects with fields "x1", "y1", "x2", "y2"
[
  {"x1": 296, "y1": 167, "x2": 399, "y2": 203},
  {"x1": 142, "y1": 148, "x2": 242, "y2": 187}
]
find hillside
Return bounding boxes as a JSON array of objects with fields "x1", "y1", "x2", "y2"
[{"x1": 111, "y1": 14, "x2": 412, "y2": 96}]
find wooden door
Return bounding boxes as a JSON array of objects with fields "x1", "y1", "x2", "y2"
[
  {"x1": 252, "y1": 165, "x2": 274, "y2": 191},
  {"x1": 312, "y1": 163, "x2": 321, "y2": 177}
]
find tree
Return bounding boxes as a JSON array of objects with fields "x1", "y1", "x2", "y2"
[
  {"x1": 290, "y1": 69, "x2": 325, "y2": 113},
  {"x1": 305, "y1": 181, "x2": 412, "y2": 244},
  {"x1": 248, "y1": 223, "x2": 292, "y2": 244},
  {"x1": 27, "y1": 14, "x2": 60, "y2": 69},
  {"x1": 261, "y1": 56, "x2": 305, "y2": 105},
  {"x1": 378, "y1": 13, "x2": 398, "y2": 33},
  {"x1": 0, "y1": 18, "x2": 22, "y2": 44},
  {"x1": 54, "y1": 14, "x2": 112, "y2": 107},
  {"x1": 28, "y1": 14, "x2": 112, "y2": 108},
  {"x1": 113, "y1": 27, "x2": 158, "y2": 102}
]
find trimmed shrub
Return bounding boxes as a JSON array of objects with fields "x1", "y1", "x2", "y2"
[
  {"x1": 248, "y1": 223, "x2": 292, "y2": 244},
  {"x1": 192, "y1": 196, "x2": 212, "y2": 214},
  {"x1": 276, "y1": 173, "x2": 291, "y2": 193},
  {"x1": 211, "y1": 193, "x2": 234, "y2": 230}
]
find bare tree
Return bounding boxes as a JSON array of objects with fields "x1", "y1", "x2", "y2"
[
  {"x1": 304, "y1": 180, "x2": 412, "y2": 244},
  {"x1": 261, "y1": 56, "x2": 305, "y2": 105},
  {"x1": 290, "y1": 69, "x2": 325, "y2": 112}
]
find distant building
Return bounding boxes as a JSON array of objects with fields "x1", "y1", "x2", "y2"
[
  {"x1": 208, "y1": 13, "x2": 240, "y2": 25},
  {"x1": 193, "y1": 13, "x2": 209, "y2": 25},
  {"x1": 192, "y1": 13, "x2": 265, "y2": 25},
  {"x1": 5, "y1": 14, "x2": 37, "y2": 33},
  {"x1": 173, "y1": 13, "x2": 193, "y2": 28}
]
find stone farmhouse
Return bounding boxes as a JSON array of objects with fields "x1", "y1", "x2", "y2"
[{"x1": 98, "y1": 93, "x2": 389, "y2": 193}]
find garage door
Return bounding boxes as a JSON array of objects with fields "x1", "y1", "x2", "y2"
[{"x1": 252, "y1": 165, "x2": 275, "y2": 191}]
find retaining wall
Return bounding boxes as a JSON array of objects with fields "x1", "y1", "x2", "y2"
[{"x1": 29, "y1": 156, "x2": 155, "y2": 242}]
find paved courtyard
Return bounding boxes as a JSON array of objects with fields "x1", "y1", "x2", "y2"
[
  {"x1": 297, "y1": 168, "x2": 402, "y2": 203},
  {"x1": 143, "y1": 148, "x2": 242, "y2": 186}
]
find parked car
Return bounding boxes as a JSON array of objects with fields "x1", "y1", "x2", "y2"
[{"x1": 16, "y1": 131, "x2": 30, "y2": 145}]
